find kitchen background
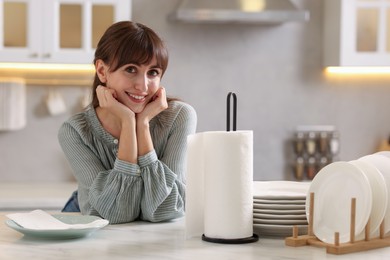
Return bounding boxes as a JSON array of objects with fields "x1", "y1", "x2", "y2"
[{"x1": 1, "y1": 0, "x2": 390, "y2": 183}]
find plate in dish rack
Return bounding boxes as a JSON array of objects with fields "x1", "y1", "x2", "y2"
[
  {"x1": 359, "y1": 154, "x2": 390, "y2": 234},
  {"x1": 306, "y1": 161, "x2": 372, "y2": 244},
  {"x1": 6, "y1": 214, "x2": 108, "y2": 239},
  {"x1": 349, "y1": 159, "x2": 388, "y2": 239}
]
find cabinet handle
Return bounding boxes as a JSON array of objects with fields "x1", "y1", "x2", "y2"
[
  {"x1": 42, "y1": 53, "x2": 51, "y2": 58},
  {"x1": 29, "y1": 53, "x2": 38, "y2": 58}
]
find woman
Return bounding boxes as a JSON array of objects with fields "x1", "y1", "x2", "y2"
[{"x1": 58, "y1": 21, "x2": 197, "y2": 224}]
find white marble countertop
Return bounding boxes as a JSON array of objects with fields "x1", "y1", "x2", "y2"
[
  {"x1": 0, "y1": 182, "x2": 77, "y2": 211},
  {"x1": 1, "y1": 213, "x2": 390, "y2": 260}
]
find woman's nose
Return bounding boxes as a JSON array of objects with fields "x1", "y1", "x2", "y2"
[{"x1": 134, "y1": 74, "x2": 148, "y2": 92}]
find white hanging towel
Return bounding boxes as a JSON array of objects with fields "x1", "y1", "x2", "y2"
[{"x1": 0, "y1": 78, "x2": 26, "y2": 131}]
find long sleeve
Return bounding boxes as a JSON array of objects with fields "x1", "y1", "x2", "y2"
[
  {"x1": 139, "y1": 103, "x2": 197, "y2": 222},
  {"x1": 58, "y1": 102, "x2": 197, "y2": 224}
]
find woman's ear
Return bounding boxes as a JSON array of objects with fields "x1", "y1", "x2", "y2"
[{"x1": 95, "y1": 59, "x2": 108, "y2": 84}]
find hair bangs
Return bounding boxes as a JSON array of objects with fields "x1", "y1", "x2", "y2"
[{"x1": 112, "y1": 30, "x2": 168, "y2": 73}]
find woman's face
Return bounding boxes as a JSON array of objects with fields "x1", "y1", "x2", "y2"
[{"x1": 102, "y1": 57, "x2": 162, "y2": 113}]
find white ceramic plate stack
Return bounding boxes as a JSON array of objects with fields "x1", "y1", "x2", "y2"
[
  {"x1": 306, "y1": 152, "x2": 390, "y2": 244},
  {"x1": 253, "y1": 181, "x2": 310, "y2": 237}
]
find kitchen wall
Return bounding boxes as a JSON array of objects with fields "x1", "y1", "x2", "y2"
[{"x1": 1, "y1": 0, "x2": 390, "y2": 182}]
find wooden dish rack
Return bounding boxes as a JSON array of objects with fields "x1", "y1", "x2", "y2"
[{"x1": 285, "y1": 192, "x2": 390, "y2": 255}]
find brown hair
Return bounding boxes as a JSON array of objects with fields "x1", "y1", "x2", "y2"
[{"x1": 91, "y1": 21, "x2": 171, "y2": 108}]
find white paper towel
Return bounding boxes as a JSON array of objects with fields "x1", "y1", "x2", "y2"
[
  {"x1": 186, "y1": 130, "x2": 253, "y2": 240},
  {"x1": 0, "y1": 78, "x2": 26, "y2": 131}
]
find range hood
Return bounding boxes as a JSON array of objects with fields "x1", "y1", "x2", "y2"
[{"x1": 169, "y1": 0, "x2": 310, "y2": 25}]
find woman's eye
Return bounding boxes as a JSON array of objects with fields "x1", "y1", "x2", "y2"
[
  {"x1": 148, "y1": 69, "x2": 160, "y2": 77},
  {"x1": 125, "y1": 66, "x2": 137, "y2": 73}
]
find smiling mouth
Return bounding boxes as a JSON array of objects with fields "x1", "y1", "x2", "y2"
[{"x1": 127, "y1": 92, "x2": 146, "y2": 101}]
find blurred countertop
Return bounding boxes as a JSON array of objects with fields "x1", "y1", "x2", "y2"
[
  {"x1": 1, "y1": 213, "x2": 390, "y2": 259},
  {"x1": 0, "y1": 182, "x2": 77, "y2": 211}
]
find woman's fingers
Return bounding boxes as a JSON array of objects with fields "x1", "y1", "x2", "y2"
[
  {"x1": 153, "y1": 87, "x2": 167, "y2": 106},
  {"x1": 96, "y1": 85, "x2": 117, "y2": 107}
]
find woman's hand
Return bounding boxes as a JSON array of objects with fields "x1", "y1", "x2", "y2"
[
  {"x1": 96, "y1": 85, "x2": 135, "y2": 121},
  {"x1": 96, "y1": 85, "x2": 138, "y2": 162},
  {"x1": 137, "y1": 87, "x2": 168, "y2": 124},
  {"x1": 136, "y1": 87, "x2": 167, "y2": 156}
]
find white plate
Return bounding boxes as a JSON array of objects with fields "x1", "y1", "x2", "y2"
[
  {"x1": 306, "y1": 161, "x2": 372, "y2": 244},
  {"x1": 253, "y1": 213, "x2": 307, "y2": 220},
  {"x1": 253, "y1": 223, "x2": 307, "y2": 237},
  {"x1": 253, "y1": 199, "x2": 306, "y2": 205},
  {"x1": 6, "y1": 214, "x2": 108, "y2": 239},
  {"x1": 253, "y1": 218, "x2": 308, "y2": 225},
  {"x1": 350, "y1": 160, "x2": 388, "y2": 238},
  {"x1": 359, "y1": 154, "x2": 390, "y2": 234},
  {"x1": 253, "y1": 181, "x2": 310, "y2": 200},
  {"x1": 253, "y1": 208, "x2": 306, "y2": 215},
  {"x1": 253, "y1": 203, "x2": 304, "y2": 210}
]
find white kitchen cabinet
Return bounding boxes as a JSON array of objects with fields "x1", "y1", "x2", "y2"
[
  {"x1": 0, "y1": 0, "x2": 131, "y2": 64},
  {"x1": 324, "y1": 0, "x2": 390, "y2": 67}
]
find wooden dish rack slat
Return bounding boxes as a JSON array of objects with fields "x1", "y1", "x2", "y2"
[{"x1": 285, "y1": 192, "x2": 390, "y2": 255}]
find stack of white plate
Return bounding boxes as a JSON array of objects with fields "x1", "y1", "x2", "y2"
[{"x1": 253, "y1": 181, "x2": 310, "y2": 237}]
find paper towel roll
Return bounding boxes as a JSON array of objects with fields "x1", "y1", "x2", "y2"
[
  {"x1": 186, "y1": 130, "x2": 254, "y2": 240},
  {"x1": 185, "y1": 133, "x2": 205, "y2": 238},
  {"x1": 0, "y1": 78, "x2": 26, "y2": 131}
]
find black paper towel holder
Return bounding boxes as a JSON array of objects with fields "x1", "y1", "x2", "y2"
[
  {"x1": 202, "y1": 234, "x2": 259, "y2": 244},
  {"x1": 201, "y1": 92, "x2": 259, "y2": 244},
  {"x1": 226, "y1": 92, "x2": 237, "y2": 131}
]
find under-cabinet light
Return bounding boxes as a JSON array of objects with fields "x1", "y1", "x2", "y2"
[
  {"x1": 325, "y1": 66, "x2": 390, "y2": 75},
  {"x1": 0, "y1": 62, "x2": 95, "y2": 72}
]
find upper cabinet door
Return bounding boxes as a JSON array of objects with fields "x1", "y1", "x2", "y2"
[
  {"x1": 324, "y1": 0, "x2": 390, "y2": 67},
  {"x1": 0, "y1": 0, "x2": 131, "y2": 64},
  {"x1": 0, "y1": 0, "x2": 43, "y2": 63}
]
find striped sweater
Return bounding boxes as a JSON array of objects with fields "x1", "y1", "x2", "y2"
[{"x1": 58, "y1": 101, "x2": 197, "y2": 224}]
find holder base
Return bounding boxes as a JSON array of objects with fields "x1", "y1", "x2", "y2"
[{"x1": 202, "y1": 234, "x2": 259, "y2": 244}]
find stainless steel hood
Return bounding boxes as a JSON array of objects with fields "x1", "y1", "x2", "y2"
[{"x1": 169, "y1": 0, "x2": 310, "y2": 25}]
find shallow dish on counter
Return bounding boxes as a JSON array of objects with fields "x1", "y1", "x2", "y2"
[
  {"x1": 306, "y1": 161, "x2": 372, "y2": 244},
  {"x1": 253, "y1": 199, "x2": 306, "y2": 205},
  {"x1": 253, "y1": 208, "x2": 306, "y2": 215},
  {"x1": 253, "y1": 223, "x2": 307, "y2": 237},
  {"x1": 253, "y1": 213, "x2": 307, "y2": 220},
  {"x1": 253, "y1": 181, "x2": 310, "y2": 200},
  {"x1": 6, "y1": 214, "x2": 108, "y2": 239},
  {"x1": 253, "y1": 203, "x2": 303, "y2": 210},
  {"x1": 253, "y1": 218, "x2": 308, "y2": 225}
]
